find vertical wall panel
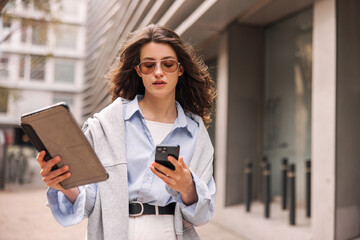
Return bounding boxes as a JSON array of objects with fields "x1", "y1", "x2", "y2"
[
  {"x1": 226, "y1": 24, "x2": 264, "y2": 206},
  {"x1": 312, "y1": 0, "x2": 336, "y2": 239},
  {"x1": 335, "y1": 0, "x2": 360, "y2": 239}
]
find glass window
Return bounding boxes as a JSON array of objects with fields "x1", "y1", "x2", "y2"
[
  {"x1": 0, "y1": 87, "x2": 9, "y2": 113},
  {"x1": 33, "y1": 0, "x2": 50, "y2": 13},
  {"x1": 54, "y1": 59, "x2": 75, "y2": 83},
  {"x1": 21, "y1": 0, "x2": 30, "y2": 9},
  {"x1": 3, "y1": 1, "x2": 15, "y2": 12},
  {"x1": 263, "y1": 9, "x2": 313, "y2": 202},
  {"x1": 20, "y1": 20, "x2": 47, "y2": 45},
  {"x1": 21, "y1": 20, "x2": 29, "y2": 43},
  {"x1": 0, "y1": 17, "x2": 11, "y2": 43},
  {"x1": 53, "y1": 95, "x2": 74, "y2": 108},
  {"x1": 19, "y1": 55, "x2": 26, "y2": 78},
  {"x1": 2, "y1": 17, "x2": 11, "y2": 29},
  {"x1": 31, "y1": 21, "x2": 47, "y2": 45},
  {"x1": 55, "y1": 24, "x2": 77, "y2": 49},
  {"x1": 30, "y1": 55, "x2": 46, "y2": 81},
  {"x1": 0, "y1": 53, "x2": 9, "y2": 79}
]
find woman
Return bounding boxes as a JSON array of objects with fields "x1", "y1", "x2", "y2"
[{"x1": 37, "y1": 24, "x2": 216, "y2": 240}]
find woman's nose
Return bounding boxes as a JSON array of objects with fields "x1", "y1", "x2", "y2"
[{"x1": 153, "y1": 62, "x2": 164, "y2": 76}]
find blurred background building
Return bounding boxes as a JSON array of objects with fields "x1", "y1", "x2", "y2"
[
  {"x1": 0, "y1": 0, "x2": 86, "y2": 124},
  {"x1": 0, "y1": 0, "x2": 86, "y2": 191},
  {"x1": 1, "y1": 0, "x2": 359, "y2": 239}
]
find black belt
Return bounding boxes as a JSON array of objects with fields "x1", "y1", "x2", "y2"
[{"x1": 129, "y1": 201, "x2": 176, "y2": 217}]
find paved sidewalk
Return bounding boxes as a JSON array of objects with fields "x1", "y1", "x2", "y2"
[{"x1": 0, "y1": 185, "x2": 243, "y2": 240}]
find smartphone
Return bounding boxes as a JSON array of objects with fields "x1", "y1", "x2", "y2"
[{"x1": 155, "y1": 145, "x2": 180, "y2": 170}]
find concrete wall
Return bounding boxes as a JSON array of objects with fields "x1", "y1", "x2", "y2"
[
  {"x1": 335, "y1": 0, "x2": 360, "y2": 239},
  {"x1": 226, "y1": 24, "x2": 264, "y2": 206},
  {"x1": 214, "y1": 32, "x2": 229, "y2": 209},
  {"x1": 312, "y1": 0, "x2": 336, "y2": 239}
]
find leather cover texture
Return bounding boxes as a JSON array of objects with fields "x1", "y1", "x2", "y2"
[{"x1": 20, "y1": 103, "x2": 108, "y2": 189}]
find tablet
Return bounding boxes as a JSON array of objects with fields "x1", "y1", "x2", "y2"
[{"x1": 20, "y1": 102, "x2": 108, "y2": 189}]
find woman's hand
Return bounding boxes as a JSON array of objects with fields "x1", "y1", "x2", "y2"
[
  {"x1": 36, "y1": 151, "x2": 79, "y2": 203},
  {"x1": 150, "y1": 156, "x2": 198, "y2": 206}
]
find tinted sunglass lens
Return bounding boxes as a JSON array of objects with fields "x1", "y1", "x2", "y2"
[
  {"x1": 161, "y1": 60, "x2": 178, "y2": 72},
  {"x1": 139, "y1": 60, "x2": 179, "y2": 74},
  {"x1": 140, "y1": 62, "x2": 156, "y2": 74}
]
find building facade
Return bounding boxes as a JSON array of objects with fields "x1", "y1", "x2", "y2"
[{"x1": 0, "y1": 0, "x2": 87, "y2": 125}]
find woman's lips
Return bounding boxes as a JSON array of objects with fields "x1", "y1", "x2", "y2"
[{"x1": 153, "y1": 80, "x2": 166, "y2": 86}]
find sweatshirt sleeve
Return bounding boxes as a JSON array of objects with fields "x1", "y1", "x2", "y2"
[{"x1": 46, "y1": 183, "x2": 97, "y2": 227}]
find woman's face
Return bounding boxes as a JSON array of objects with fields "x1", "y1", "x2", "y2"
[{"x1": 135, "y1": 42, "x2": 183, "y2": 100}]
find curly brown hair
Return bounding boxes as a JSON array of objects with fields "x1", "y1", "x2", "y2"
[{"x1": 108, "y1": 24, "x2": 216, "y2": 127}]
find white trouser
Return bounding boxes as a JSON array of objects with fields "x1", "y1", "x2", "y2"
[{"x1": 128, "y1": 214, "x2": 177, "y2": 240}]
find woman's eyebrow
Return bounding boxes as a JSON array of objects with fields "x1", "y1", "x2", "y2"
[{"x1": 142, "y1": 56, "x2": 176, "y2": 61}]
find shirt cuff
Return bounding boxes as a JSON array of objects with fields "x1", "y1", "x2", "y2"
[
  {"x1": 165, "y1": 171, "x2": 211, "y2": 217},
  {"x1": 46, "y1": 186, "x2": 86, "y2": 227}
]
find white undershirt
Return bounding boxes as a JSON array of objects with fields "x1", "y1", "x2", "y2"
[{"x1": 145, "y1": 120, "x2": 173, "y2": 146}]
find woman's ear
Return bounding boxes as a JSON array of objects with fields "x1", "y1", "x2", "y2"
[
  {"x1": 135, "y1": 66, "x2": 142, "y2": 77},
  {"x1": 178, "y1": 65, "x2": 184, "y2": 77}
]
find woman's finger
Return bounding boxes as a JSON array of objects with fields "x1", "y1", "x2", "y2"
[
  {"x1": 151, "y1": 162, "x2": 170, "y2": 176},
  {"x1": 47, "y1": 165, "x2": 69, "y2": 180},
  {"x1": 150, "y1": 165, "x2": 174, "y2": 185},
  {"x1": 150, "y1": 165, "x2": 165, "y2": 177},
  {"x1": 43, "y1": 156, "x2": 61, "y2": 173},
  {"x1": 36, "y1": 151, "x2": 46, "y2": 168},
  {"x1": 178, "y1": 157, "x2": 189, "y2": 170},
  {"x1": 167, "y1": 156, "x2": 181, "y2": 170},
  {"x1": 47, "y1": 172, "x2": 71, "y2": 187}
]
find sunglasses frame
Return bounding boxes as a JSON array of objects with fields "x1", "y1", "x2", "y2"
[{"x1": 137, "y1": 59, "x2": 181, "y2": 75}]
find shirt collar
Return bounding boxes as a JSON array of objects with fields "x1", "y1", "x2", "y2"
[
  {"x1": 124, "y1": 95, "x2": 195, "y2": 136},
  {"x1": 174, "y1": 101, "x2": 196, "y2": 137},
  {"x1": 124, "y1": 95, "x2": 143, "y2": 121}
]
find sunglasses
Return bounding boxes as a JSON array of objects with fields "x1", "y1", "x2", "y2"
[{"x1": 137, "y1": 59, "x2": 180, "y2": 75}]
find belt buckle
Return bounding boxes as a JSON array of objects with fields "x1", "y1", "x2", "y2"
[{"x1": 129, "y1": 201, "x2": 144, "y2": 217}]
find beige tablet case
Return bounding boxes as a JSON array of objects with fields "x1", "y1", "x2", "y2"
[{"x1": 21, "y1": 103, "x2": 108, "y2": 189}]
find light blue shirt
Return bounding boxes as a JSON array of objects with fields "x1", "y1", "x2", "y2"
[{"x1": 47, "y1": 95, "x2": 215, "y2": 226}]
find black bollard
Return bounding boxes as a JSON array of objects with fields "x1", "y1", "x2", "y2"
[
  {"x1": 281, "y1": 158, "x2": 288, "y2": 210},
  {"x1": 306, "y1": 160, "x2": 311, "y2": 218},
  {"x1": 245, "y1": 162, "x2": 253, "y2": 212},
  {"x1": 260, "y1": 156, "x2": 268, "y2": 203},
  {"x1": 288, "y1": 164, "x2": 296, "y2": 225},
  {"x1": 0, "y1": 143, "x2": 7, "y2": 190},
  {"x1": 264, "y1": 162, "x2": 271, "y2": 218},
  {"x1": 260, "y1": 156, "x2": 268, "y2": 168}
]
